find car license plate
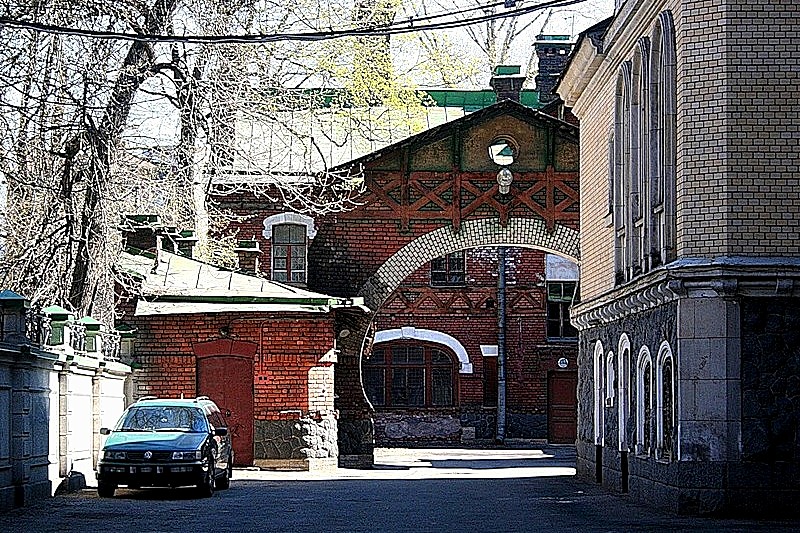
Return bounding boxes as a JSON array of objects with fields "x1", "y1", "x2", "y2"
[{"x1": 140, "y1": 467, "x2": 152, "y2": 473}]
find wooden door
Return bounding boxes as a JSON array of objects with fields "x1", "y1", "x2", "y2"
[
  {"x1": 197, "y1": 355, "x2": 254, "y2": 466},
  {"x1": 548, "y1": 370, "x2": 578, "y2": 444}
]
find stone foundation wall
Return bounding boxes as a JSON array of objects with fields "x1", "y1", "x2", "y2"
[
  {"x1": 373, "y1": 407, "x2": 546, "y2": 446},
  {"x1": 374, "y1": 411, "x2": 462, "y2": 445},
  {"x1": 253, "y1": 416, "x2": 338, "y2": 470}
]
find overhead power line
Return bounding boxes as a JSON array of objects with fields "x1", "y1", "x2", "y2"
[{"x1": 0, "y1": 0, "x2": 585, "y2": 45}]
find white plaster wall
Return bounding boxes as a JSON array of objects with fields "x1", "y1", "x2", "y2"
[
  {"x1": 65, "y1": 371, "x2": 94, "y2": 480},
  {"x1": 47, "y1": 369, "x2": 60, "y2": 493}
]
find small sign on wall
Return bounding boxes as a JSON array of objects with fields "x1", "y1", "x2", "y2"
[{"x1": 557, "y1": 357, "x2": 569, "y2": 369}]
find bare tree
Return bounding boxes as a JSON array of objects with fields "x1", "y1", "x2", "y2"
[
  {"x1": 0, "y1": 0, "x2": 434, "y2": 320},
  {"x1": 399, "y1": 0, "x2": 612, "y2": 87}
]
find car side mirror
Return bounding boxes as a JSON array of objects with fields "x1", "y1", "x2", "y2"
[
  {"x1": 100, "y1": 428, "x2": 111, "y2": 435},
  {"x1": 214, "y1": 427, "x2": 228, "y2": 437}
]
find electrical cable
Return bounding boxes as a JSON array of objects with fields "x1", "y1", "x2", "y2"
[{"x1": 0, "y1": 0, "x2": 586, "y2": 44}]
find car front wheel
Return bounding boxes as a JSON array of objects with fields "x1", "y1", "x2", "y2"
[
  {"x1": 216, "y1": 454, "x2": 232, "y2": 490},
  {"x1": 197, "y1": 457, "x2": 215, "y2": 497}
]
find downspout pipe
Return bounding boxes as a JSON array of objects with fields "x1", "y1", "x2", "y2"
[{"x1": 496, "y1": 246, "x2": 507, "y2": 443}]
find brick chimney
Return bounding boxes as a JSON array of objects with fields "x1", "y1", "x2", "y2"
[
  {"x1": 122, "y1": 215, "x2": 198, "y2": 259},
  {"x1": 534, "y1": 34, "x2": 573, "y2": 105},
  {"x1": 121, "y1": 214, "x2": 161, "y2": 253},
  {"x1": 175, "y1": 230, "x2": 199, "y2": 259},
  {"x1": 489, "y1": 65, "x2": 526, "y2": 103},
  {"x1": 235, "y1": 239, "x2": 261, "y2": 275}
]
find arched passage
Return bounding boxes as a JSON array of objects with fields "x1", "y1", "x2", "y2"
[{"x1": 335, "y1": 218, "x2": 580, "y2": 466}]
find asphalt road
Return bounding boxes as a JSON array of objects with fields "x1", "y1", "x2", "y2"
[{"x1": 2, "y1": 446, "x2": 798, "y2": 533}]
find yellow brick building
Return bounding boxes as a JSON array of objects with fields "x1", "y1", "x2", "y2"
[{"x1": 557, "y1": 0, "x2": 800, "y2": 516}]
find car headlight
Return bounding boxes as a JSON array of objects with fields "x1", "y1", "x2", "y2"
[
  {"x1": 103, "y1": 450, "x2": 126, "y2": 460},
  {"x1": 172, "y1": 451, "x2": 202, "y2": 460}
]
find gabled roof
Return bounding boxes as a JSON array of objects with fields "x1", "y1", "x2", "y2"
[
  {"x1": 330, "y1": 99, "x2": 579, "y2": 172},
  {"x1": 225, "y1": 105, "x2": 467, "y2": 180},
  {"x1": 118, "y1": 248, "x2": 366, "y2": 316}
]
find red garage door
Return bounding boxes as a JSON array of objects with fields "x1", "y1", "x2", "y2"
[
  {"x1": 195, "y1": 340, "x2": 256, "y2": 466},
  {"x1": 548, "y1": 370, "x2": 578, "y2": 444}
]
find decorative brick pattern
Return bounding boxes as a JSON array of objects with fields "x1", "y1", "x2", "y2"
[{"x1": 360, "y1": 217, "x2": 579, "y2": 310}]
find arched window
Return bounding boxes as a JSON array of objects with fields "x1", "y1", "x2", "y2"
[
  {"x1": 617, "y1": 334, "x2": 631, "y2": 451},
  {"x1": 263, "y1": 213, "x2": 316, "y2": 284},
  {"x1": 630, "y1": 51, "x2": 643, "y2": 277},
  {"x1": 656, "y1": 341, "x2": 676, "y2": 461},
  {"x1": 634, "y1": 38, "x2": 651, "y2": 275},
  {"x1": 363, "y1": 342, "x2": 457, "y2": 407},
  {"x1": 607, "y1": 126, "x2": 615, "y2": 217},
  {"x1": 636, "y1": 346, "x2": 653, "y2": 456},
  {"x1": 605, "y1": 351, "x2": 616, "y2": 407},
  {"x1": 594, "y1": 341, "x2": 605, "y2": 445},
  {"x1": 649, "y1": 11, "x2": 677, "y2": 266},
  {"x1": 613, "y1": 64, "x2": 632, "y2": 285}
]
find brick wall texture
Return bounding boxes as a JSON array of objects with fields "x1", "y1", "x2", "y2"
[
  {"x1": 123, "y1": 311, "x2": 336, "y2": 421},
  {"x1": 569, "y1": 0, "x2": 800, "y2": 300}
]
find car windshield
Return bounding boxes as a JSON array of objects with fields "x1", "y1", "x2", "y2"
[{"x1": 116, "y1": 406, "x2": 209, "y2": 433}]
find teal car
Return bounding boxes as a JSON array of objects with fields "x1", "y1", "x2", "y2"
[{"x1": 96, "y1": 397, "x2": 233, "y2": 498}]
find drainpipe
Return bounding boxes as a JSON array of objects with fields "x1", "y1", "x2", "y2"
[{"x1": 496, "y1": 246, "x2": 507, "y2": 443}]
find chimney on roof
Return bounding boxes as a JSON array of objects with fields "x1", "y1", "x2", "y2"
[
  {"x1": 175, "y1": 230, "x2": 199, "y2": 259},
  {"x1": 534, "y1": 34, "x2": 573, "y2": 105},
  {"x1": 235, "y1": 239, "x2": 261, "y2": 275},
  {"x1": 122, "y1": 215, "x2": 198, "y2": 259},
  {"x1": 121, "y1": 215, "x2": 161, "y2": 253},
  {"x1": 489, "y1": 65, "x2": 526, "y2": 103}
]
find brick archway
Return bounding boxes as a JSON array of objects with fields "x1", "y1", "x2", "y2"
[
  {"x1": 335, "y1": 218, "x2": 579, "y2": 467},
  {"x1": 360, "y1": 217, "x2": 579, "y2": 310}
]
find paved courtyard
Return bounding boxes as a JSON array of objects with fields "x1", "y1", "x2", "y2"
[{"x1": 1, "y1": 447, "x2": 798, "y2": 532}]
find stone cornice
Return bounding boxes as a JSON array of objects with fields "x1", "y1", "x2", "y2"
[
  {"x1": 558, "y1": 36, "x2": 606, "y2": 111},
  {"x1": 572, "y1": 258, "x2": 800, "y2": 330},
  {"x1": 572, "y1": 271, "x2": 676, "y2": 330}
]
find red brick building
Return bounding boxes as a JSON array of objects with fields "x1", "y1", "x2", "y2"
[
  {"x1": 116, "y1": 234, "x2": 366, "y2": 470},
  {"x1": 208, "y1": 100, "x2": 582, "y2": 467}
]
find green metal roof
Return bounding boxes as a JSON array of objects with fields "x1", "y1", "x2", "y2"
[
  {"x1": 43, "y1": 305, "x2": 72, "y2": 318},
  {"x1": 493, "y1": 65, "x2": 521, "y2": 76},
  {"x1": 423, "y1": 90, "x2": 540, "y2": 112},
  {"x1": 117, "y1": 248, "x2": 368, "y2": 316}
]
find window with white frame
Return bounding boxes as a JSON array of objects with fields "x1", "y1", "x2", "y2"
[
  {"x1": 546, "y1": 282, "x2": 578, "y2": 340},
  {"x1": 271, "y1": 223, "x2": 306, "y2": 283},
  {"x1": 546, "y1": 254, "x2": 579, "y2": 340},
  {"x1": 605, "y1": 351, "x2": 616, "y2": 407},
  {"x1": 617, "y1": 335, "x2": 631, "y2": 451},
  {"x1": 636, "y1": 347, "x2": 653, "y2": 456},
  {"x1": 594, "y1": 341, "x2": 605, "y2": 445},
  {"x1": 656, "y1": 341, "x2": 676, "y2": 461}
]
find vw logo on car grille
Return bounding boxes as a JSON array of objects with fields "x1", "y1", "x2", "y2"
[{"x1": 143, "y1": 451, "x2": 153, "y2": 460}]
